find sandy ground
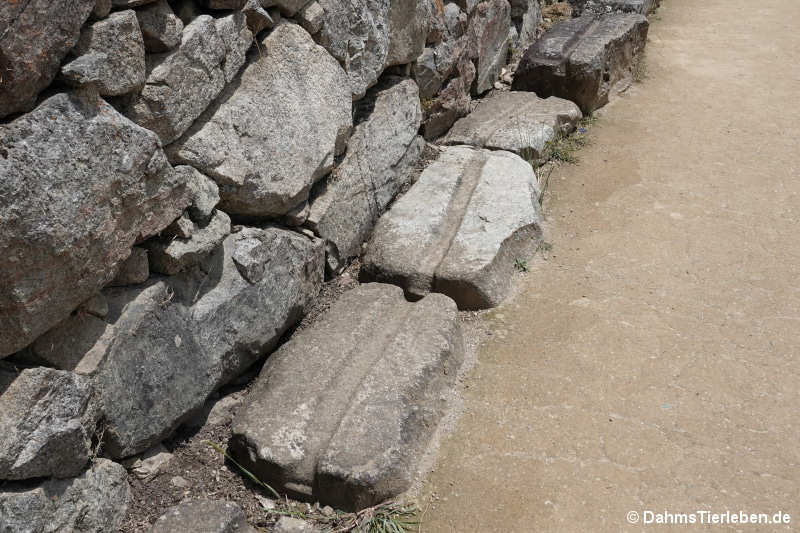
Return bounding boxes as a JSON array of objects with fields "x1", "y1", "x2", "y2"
[{"x1": 419, "y1": 0, "x2": 800, "y2": 531}]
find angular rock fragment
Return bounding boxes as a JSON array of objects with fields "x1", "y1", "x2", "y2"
[
  {"x1": 362, "y1": 146, "x2": 542, "y2": 309},
  {"x1": 0, "y1": 0, "x2": 94, "y2": 118},
  {"x1": 421, "y1": 57, "x2": 475, "y2": 140},
  {"x1": 145, "y1": 210, "x2": 232, "y2": 275},
  {"x1": 0, "y1": 366, "x2": 97, "y2": 480},
  {"x1": 136, "y1": 0, "x2": 184, "y2": 53},
  {"x1": 262, "y1": 0, "x2": 312, "y2": 16},
  {"x1": 181, "y1": 166, "x2": 221, "y2": 224},
  {"x1": 387, "y1": 0, "x2": 430, "y2": 65},
  {"x1": 443, "y1": 91, "x2": 581, "y2": 158},
  {"x1": 110, "y1": 247, "x2": 150, "y2": 286},
  {"x1": 0, "y1": 90, "x2": 189, "y2": 357},
  {"x1": 466, "y1": 0, "x2": 511, "y2": 94},
  {"x1": 150, "y1": 499, "x2": 258, "y2": 533},
  {"x1": 61, "y1": 10, "x2": 146, "y2": 96},
  {"x1": 509, "y1": 0, "x2": 542, "y2": 59},
  {"x1": 94, "y1": 0, "x2": 112, "y2": 18},
  {"x1": 216, "y1": 12, "x2": 254, "y2": 83},
  {"x1": 231, "y1": 283, "x2": 463, "y2": 510},
  {"x1": 169, "y1": 23, "x2": 351, "y2": 218},
  {"x1": 242, "y1": 0, "x2": 277, "y2": 34},
  {"x1": 0, "y1": 459, "x2": 130, "y2": 533},
  {"x1": 126, "y1": 15, "x2": 252, "y2": 144},
  {"x1": 71, "y1": 228, "x2": 322, "y2": 458},
  {"x1": 123, "y1": 444, "x2": 173, "y2": 480},
  {"x1": 512, "y1": 13, "x2": 649, "y2": 113},
  {"x1": 297, "y1": 2, "x2": 324, "y2": 34},
  {"x1": 307, "y1": 78, "x2": 423, "y2": 273},
  {"x1": 315, "y1": 0, "x2": 391, "y2": 99}
]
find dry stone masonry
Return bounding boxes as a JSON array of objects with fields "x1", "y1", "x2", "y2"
[{"x1": 0, "y1": 0, "x2": 655, "y2": 527}]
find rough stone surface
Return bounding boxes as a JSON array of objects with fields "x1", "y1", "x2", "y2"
[
  {"x1": 94, "y1": 0, "x2": 112, "y2": 18},
  {"x1": 307, "y1": 78, "x2": 423, "y2": 273},
  {"x1": 64, "y1": 228, "x2": 322, "y2": 458},
  {"x1": 61, "y1": 10, "x2": 146, "y2": 96},
  {"x1": 231, "y1": 283, "x2": 463, "y2": 510},
  {"x1": 466, "y1": 0, "x2": 511, "y2": 94},
  {"x1": 422, "y1": 56, "x2": 475, "y2": 140},
  {"x1": 0, "y1": 367, "x2": 97, "y2": 480},
  {"x1": 169, "y1": 23, "x2": 351, "y2": 218},
  {"x1": 512, "y1": 13, "x2": 649, "y2": 113},
  {"x1": 150, "y1": 499, "x2": 258, "y2": 533},
  {"x1": 126, "y1": 15, "x2": 252, "y2": 144},
  {"x1": 0, "y1": 459, "x2": 130, "y2": 533},
  {"x1": 315, "y1": 0, "x2": 391, "y2": 99},
  {"x1": 216, "y1": 12, "x2": 254, "y2": 83},
  {"x1": 110, "y1": 247, "x2": 150, "y2": 287},
  {"x1": 510, "y1": 0, "x2": 542, "y2": 58},
  {"x1": 443, "y1": 91, "x2": 581, "y2": 158},
  {"x1": 242, "y1": 0, "x2": 277, "y2": 34},
  {"x1": 387, "y1": 0, "x2": 430, "y2": 65},
  {"x1": 362, "y1": 146, "x2": 542, "y2": 309},
  {"x1": 569, "y1": 0, "x2": 658, "y2": 16},
  {"x1": 0, "y1": 0, "x2": 94, "y2": 118},
  {"x1": 262, "y1": 0, "x2": 311, "y2": 16},
  {"x1": 145, "y1": 210, "x2": 232, "y2": 275},
  {"x1": 297, "y1": 2, "x2": 324, "y2": 34},
  {"x1": 0, "y1": 90, "x2": 189, "y2": 358},
  {"x1": 137, "y1": 0, "x2": 184, "y2": 53},
  {"x1": 181, "y1": 166, "x2": 221, "y2": 224}
]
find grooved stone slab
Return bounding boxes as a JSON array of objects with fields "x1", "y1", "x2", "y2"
[
  {"x1": 511, "y1": 13, "x2": 649, "y2": 113},
  {"x1": 362, "y1": 146, "x2": 542, "y2": 309},
  {"x1": 443, "y1": 91, "x2": 582, "y2": 159},
  {"x1": 230, "y1": 283, "x2": 463, "y2": 510}
]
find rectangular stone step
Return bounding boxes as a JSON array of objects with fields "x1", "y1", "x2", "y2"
[
  {"x1": 230, "y1": 283, "x2": 463, "y2": 511},
  {"x1": 361, "y1": 146, "x2": 542, "y2": 309},
  {"x1": 442, "y1": 91, "x2": 582, "y2": 160},
  {"x1": 511, "y1": 13, "x2": 649, "y2": 113}
]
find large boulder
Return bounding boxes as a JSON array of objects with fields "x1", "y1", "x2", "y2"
[
  {"x1": 443, "y1": 91, "x2": 581, "y2": 159},
  {"x1": 150, "y1": 499, "x2": 258, "y2": 533},
  {"x1": 315, "y1": 0, "x2": 391, "y2": 99},
  {"x1": 0, "y1": 90, "x2": 189, "y2": 358},
  {"x1": 362, "y1": 146, "x2": 542, "y2": 309},
  {"x1": 465, "y1": 0, "x2": 511, "y2": 94},
  {"x1": 169, "y1": 23, "x2": 352, "y2": 218},
  {"x1": 60, "y1": 10, "x2": 146, "y2": 96},
  {"x1": 126, "y1": 14, "x2": 252, "y2": 144},
  {"x1": 231, "y1": 283, "x2": 463, "y2": 510},
  {"x1": 0, "y1": 367, "x2": 97, "y2": 480},
  {"x1": 0, "y1": 0, "x2": 94, "y2": 118},
  {"x1": 0, "y1": 459, "x2": 130, "y2": 533},
  {"x1": 511, "y1": 13, "x2": 649, "y2": 113},
  {"x1": 306, "y1": 78, "x2": 423, "y2": 273},
  {"x1": 30, "y1": 228, "x2": 323, "y2": 458}
]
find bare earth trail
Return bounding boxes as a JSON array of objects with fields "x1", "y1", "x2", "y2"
[{"x1": 421, "y1": 0, "x2": 800, "y2": 531}]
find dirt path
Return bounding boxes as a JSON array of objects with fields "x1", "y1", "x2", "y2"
[{"x1": 420, "y1": 1, "x2": 800, "y2": 531}]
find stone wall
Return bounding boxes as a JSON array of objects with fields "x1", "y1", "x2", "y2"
[{"x1": 0, "y1": 0, "x2": 655, "y2": 528}]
